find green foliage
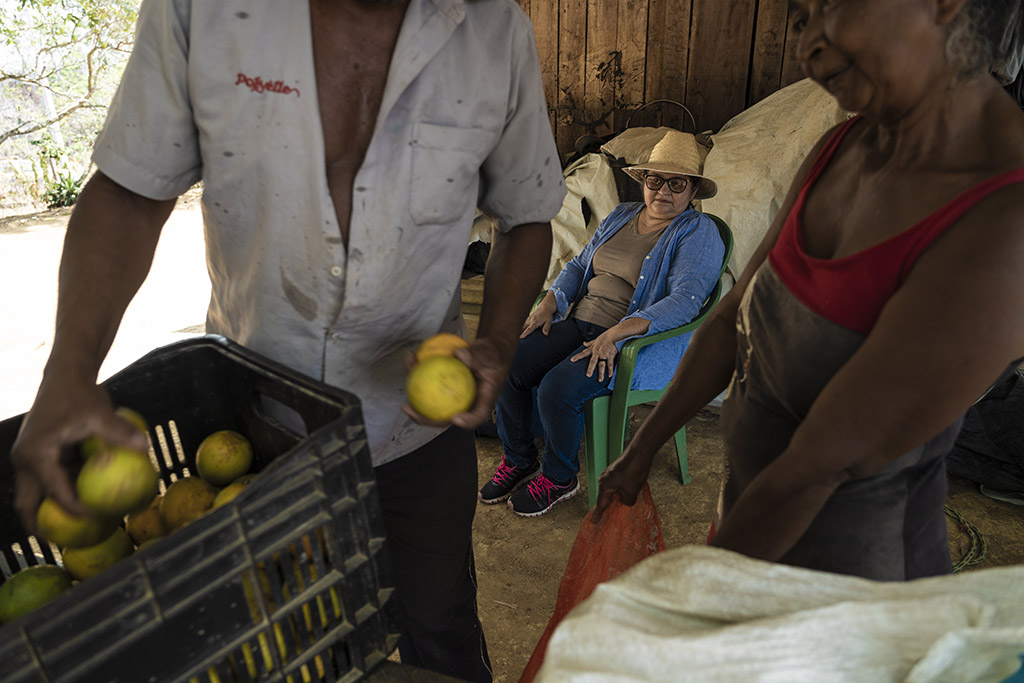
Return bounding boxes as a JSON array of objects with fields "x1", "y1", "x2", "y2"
[
  {"x1": 28, "y1": 134, "x2": 63, "y2": 161},
  {"x1": 30, "y1": 132, "x2": 85, "y2": 207},
  {"x1": 41, "y1": 169, "x2": 82, "y2": 207},
  {"x1": 0, "y1": 0, "x2": 140, "y2": 208}
]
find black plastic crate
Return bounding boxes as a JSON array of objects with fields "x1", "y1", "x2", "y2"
[{"x1": 0, "y1": 335, "x2": 400, "y2": 683}]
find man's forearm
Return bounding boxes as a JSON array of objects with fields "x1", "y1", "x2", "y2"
[
  {"x1": 45, "y1": 172, "x2": 176, "y2": 382},
  {"x1": 477, "y1": 221, "x2": 552, "y2": 362}
]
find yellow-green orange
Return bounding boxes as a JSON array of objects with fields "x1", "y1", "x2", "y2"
[
  {"x1": 406, "y1": 355, "x2": 476, "y2": 421},
  {"x1": 415, "y1": 333, "x2": 470, "y2": 362},
  {"x1": 77, "y1": 446, "x2": 159, "y2": 518},
  {"x1": 125, "y1": 495, "x2": 168, "y2": 546},
  {"x1": 212, "y1": 481, "x2": 248, "y2": 509},
  {"x1": 232, "y1": 473, "x2": 259, "y2": 486},
  {"x1": 160, "y1": 477, "x2": 217, "y2": 531},
  {"x1": 80, "y1": 406, "x2": 150, "y2": 459},
  {"x1": 35, "y1": 496, "x2": 116, "y2": 549},
  {"x1": 61, "y1": 528, "x2": 134, "y2": 581},
  {"x1": 0, "y1": 565, "x2": 73, "y2": 623},
  {"x1": 196, "y1": 430, "x2": 253, "y2": 486},
  {"x1": 79, "y1": 434, "x2": 104, "y2": 460},
  {"x1": 136, "y1": 538, "x2": 162, "y2": 552},
  {"x1": 115, "y1": 407, "x2": 149, "y2": 435}
]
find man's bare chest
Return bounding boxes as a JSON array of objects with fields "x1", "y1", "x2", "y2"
[
  {"x1": 308, "y1": 0, "x2": 406, "y2": 240},
  {"x1": 309, "y1": 2, "x2": 405, "y2": 170}
]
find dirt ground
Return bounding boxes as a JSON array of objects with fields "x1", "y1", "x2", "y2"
[{"x1": 471, "y1": 404, "x2": 1024, "y2": 683}]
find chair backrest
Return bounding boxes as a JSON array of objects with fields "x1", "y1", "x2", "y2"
[
  {"x1": 683, "y1": 213, "x2": 733, "y2": 327},
  {"x1": 705, "y1": 213, "x2": 734, "y2": 282},
  {"x1": 691, "y1": 279, "x2": 723, "y2": 326}
]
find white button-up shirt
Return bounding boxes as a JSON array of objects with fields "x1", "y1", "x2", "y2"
[{"x1": 93, "y1": 0, "x2": 566, "y2": 465}]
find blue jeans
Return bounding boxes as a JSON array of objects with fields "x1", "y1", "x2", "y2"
[{"x1": 496, "y1": 318, "x2": 612, "y2": 485}]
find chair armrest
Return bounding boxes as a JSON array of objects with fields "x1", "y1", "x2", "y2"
[
  {"x1": 616, "y1": 279, "x2": 723, "y2": 386},
  {"x1": 532, "y1": 290, "x2": 548, "y2": 312},
  {"x1": 614, "y1": 322, "x2": 695, "y2": 395},
  {"x1": 619, "y1": 318, "x2": 699, "y2": 361}
]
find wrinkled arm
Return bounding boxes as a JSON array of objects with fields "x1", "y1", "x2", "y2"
[{"x1": 12, "y1": 171, "x2": 175, "y2": 528}]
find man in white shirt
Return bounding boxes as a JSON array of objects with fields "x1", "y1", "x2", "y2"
[{"x1": 10, "y1": 1, "x2": 566, "y2": 680}]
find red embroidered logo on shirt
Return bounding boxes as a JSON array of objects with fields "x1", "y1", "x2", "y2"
[{"x1": 235, "y1": 73, "x2": 300, "y2": 97}]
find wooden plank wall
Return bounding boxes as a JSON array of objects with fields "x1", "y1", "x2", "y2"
[{"x1": 518, "y1": 0, "x2": 807, "y2": 159}]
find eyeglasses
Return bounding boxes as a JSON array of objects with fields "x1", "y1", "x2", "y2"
[{"x1": 644, "y1": 173, "x2": 690, "y2": 194}]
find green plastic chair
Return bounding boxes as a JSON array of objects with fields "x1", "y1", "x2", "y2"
[{"x1": 582, "y1": 214, "x2": 734, "y2": 507}]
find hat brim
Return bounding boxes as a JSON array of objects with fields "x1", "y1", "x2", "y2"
[{"x1": 623, "y1": 166, "x2": 718, "y2": 200}]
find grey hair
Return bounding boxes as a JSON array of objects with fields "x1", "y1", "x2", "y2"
[{"x1": 945, "y1": 0, "x2": 1018, "y2": 78}]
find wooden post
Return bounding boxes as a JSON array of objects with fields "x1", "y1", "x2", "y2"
[
  {"x1": 685, "y1": 0, "x2": 758, "y2": 132},
  {"x1": 749, "y1": 0, "x2": 790, "y2": 107},
  {"x1": 584, "y1": 1, "x2": 619, "y2": 138},
  {"x1": 780, "y1": 11, "x2": 808, "y2": 88},
  {"x1": 613, "y1": 0, "x2": 649, "y2": 132},
  {"x1": 558, "y1": 0, "x2": 588, "y2": 157}
]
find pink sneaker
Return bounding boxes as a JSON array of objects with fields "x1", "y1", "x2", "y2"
[
  {"x1": 507, "y1": 473, "x2": 579, "y2": 517},
  {"x1": 479, "y1": 457, "x2": 540, "y2": 504}
]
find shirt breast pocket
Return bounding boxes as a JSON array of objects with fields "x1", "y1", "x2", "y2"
[{"x1": 409, "y1": 122, "x2": 495, "y2": 226}]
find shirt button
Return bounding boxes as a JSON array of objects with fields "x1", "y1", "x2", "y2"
[
  {"x1": 330, "y1": 266, "x2": 342, "y2": 277},
  {"x1": 639, "y1": 275, "x2": 644, "y2": 280},
  {"x1": 331, "y1": 333, "x2": 340, "y2": 340},
  {"x1": 645, "y1": 256, "x2": 650, "y2": 259}
]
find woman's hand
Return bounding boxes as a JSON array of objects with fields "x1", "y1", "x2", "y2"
[
  {"x1": 521, "y1": 295, "x2": 556, "y2": 338},
  {"x1": 571, "y1": 330, "x2": 620, "y2": 382},
  {"x1": 591, "y1": 440, "x2": 656, "y2": 523}
]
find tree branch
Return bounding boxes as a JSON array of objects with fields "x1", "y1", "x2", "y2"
[
  {"x1": 0, "y1": 1, "x2": 139, "y2": 158},
  {"x1": 0, "y1": 101, "x2": 104, "y2": 147}
]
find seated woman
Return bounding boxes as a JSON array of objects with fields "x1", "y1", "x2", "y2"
[
  {"x1": 479, "y1": 130, "x2": 725, "y2": 516},
  {"x1": 593, "y1": 0, "x2": 1024, "y2": 580}
]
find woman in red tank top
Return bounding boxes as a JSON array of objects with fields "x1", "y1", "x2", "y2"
[{"x1": 594, "y1": 0, "x2": 1024, "y2": 579}]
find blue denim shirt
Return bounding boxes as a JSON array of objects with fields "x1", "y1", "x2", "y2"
[{"x1": 549, "y1": 202, "x2": 724, "y2": 390}]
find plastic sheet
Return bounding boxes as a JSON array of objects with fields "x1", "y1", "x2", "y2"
[{"x1": 535, "y1": 545, "x2": 1024, "y2": 682}]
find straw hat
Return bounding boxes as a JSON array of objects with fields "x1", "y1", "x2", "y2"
[{"x1": 623, "y1": 130, "x2": 718, "y2": 200}]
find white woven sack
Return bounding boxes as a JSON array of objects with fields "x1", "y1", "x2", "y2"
[
  {"x1": 543, "y1": 152, "x2": 621, "y2": 289},
  {"x1": 536, "y1": 546, "x2": 1024, "y2": 683},
  {"x1": 700, "y1": 78, "x2": 852, "y2": 282}
]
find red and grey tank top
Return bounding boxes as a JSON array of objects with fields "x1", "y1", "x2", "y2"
[
  {"x1": 718, "y1": 117, "x2": 1024, "y2": 581},
  {"x1": 769, "y1": 116, "x2": 1024, "y2": 335}
]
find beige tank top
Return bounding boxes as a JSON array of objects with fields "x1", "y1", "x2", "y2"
[{"x1": 572, "y1": 214, "x2": 665, "y2": 328}]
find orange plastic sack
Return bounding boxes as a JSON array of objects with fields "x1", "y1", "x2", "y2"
[{"x1": 518, "y1": 483, "x2": 666, "y2": 683}]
